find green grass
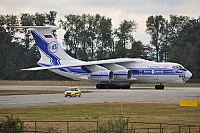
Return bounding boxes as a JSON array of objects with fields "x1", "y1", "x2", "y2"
[
  {"x1": 0, "y1": 90, "x2": 63, "y2": 96},
  {"x1": 1, "y1": 103, "x2": 199, "y2": 132},
  {"x1": 0, "y1": 103, "x2": 200, "y2": 125}
]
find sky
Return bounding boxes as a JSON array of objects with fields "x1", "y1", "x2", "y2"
[{"x1": 0, "y1": 0, "x2": 200, "y2": 45}]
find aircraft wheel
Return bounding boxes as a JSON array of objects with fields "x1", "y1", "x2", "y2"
[
  {"x1": 96, "y1": 84, "x2": 101, "y2": 89},
  {"x1": 96, "y1": 84, "x2": 105, "y2": 89},
  {"x1": 155, "y1": 85, "x2": 164, "y2": 90},
  {"x1": 105, "y1": 84, "x2": 115, "y2": 89},
  {"x1": 121, "y1": 85, "x2": 130, "y2": 89}
]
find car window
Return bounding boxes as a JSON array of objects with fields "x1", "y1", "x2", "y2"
[{"x1": 67, "y1": 88, "x2": 75, "y2": 91}]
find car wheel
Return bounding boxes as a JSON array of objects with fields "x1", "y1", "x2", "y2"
[
  {"x1": 74, "y1": 94, "x2": 76, "y2": 97},
  {"x1": 79, "y1": 94, "x2": 81, "y2": 97}
]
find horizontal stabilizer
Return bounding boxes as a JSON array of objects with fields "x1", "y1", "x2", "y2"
[
  {"x1": 21, "y1": 67, "x2": 49, "y2": 71},
  {"x1": 6, "y1": 26, "x2": 60, "y2": 30}
]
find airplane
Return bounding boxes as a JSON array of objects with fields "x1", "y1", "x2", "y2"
[{"x1": 7, "y1": 26, "x2": 192, "y2": 89}]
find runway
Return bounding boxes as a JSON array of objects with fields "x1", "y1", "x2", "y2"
[{"x1": 0, "y1": 86, "x2": 200, "y2": 108}]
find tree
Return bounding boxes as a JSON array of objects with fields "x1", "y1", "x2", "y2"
[
  {"x1": 46, "y1": 11, "x2": 57, "y2": 26},
  {"x1": 20, "y1": 13, "x2": 34, "y2": 51},
  {"x1": 60, "y1": 14, "x2": 113, "y2": 60},
  {"x1": 128, "y1": 41, "x2": 151, "y2": 59},
  {"x1": 159, "y1": 20, "x2": 170, "y2": 62},
  {"x1": 46, "y1": 11, "x2": 57, "y2": 37},
  {"x1": 34, "y1": 12, "x2": 46, "y2": 26},
  {"x1": 95, "y1": 15, "x2": 113, "y2": 60},
  {"x1": 0, "y1": 26, "x2": 14, "y2": 79},
  {"x1": 167, "y1": 15, "x2": 190, "y2": 61},
  {"x1": 114, "y1": 20, "x2": 137, "y2": 58},
  {"x1": 146, "y1": 15, "x2": 165, "y2": 62},
  {"x1": 171, "y1": 18, "x2": 200, "y2": 81},
  {"x1": 61, "y1": 14, "x2": 83, "y2": 59}
]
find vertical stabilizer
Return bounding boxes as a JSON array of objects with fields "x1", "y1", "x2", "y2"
[{"x1": 15, "y1": 26, "x2": 76, "y2": 67}]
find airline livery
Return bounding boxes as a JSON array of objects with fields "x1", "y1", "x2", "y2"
[{"x1": 8, "y1": 26, "x2": 192, "y2": 89}]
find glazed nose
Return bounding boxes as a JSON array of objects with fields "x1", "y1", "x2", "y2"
[{"x1": 185, "y1": 70, "x2": 192, "y2": 79}]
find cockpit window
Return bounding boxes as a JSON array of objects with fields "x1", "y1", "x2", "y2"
[{"x1": 172, "y1": 65, "x2": 187, "y2": 71}]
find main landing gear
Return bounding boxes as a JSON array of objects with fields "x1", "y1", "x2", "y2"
[
  {"x1": 96, "y1": 84, "x2": 130, "y2": 89},
  {"x1": 155, "y1": 84, "x2": 164, "y2": 90}
]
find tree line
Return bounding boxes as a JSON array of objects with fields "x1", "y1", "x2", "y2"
[{"x1": 0, "y1": 11, "x2": 199, "y2": 82}]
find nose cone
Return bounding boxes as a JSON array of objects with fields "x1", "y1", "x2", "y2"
[{"x1": 186, "y1": 70, "x2": 192, "y2": 80}]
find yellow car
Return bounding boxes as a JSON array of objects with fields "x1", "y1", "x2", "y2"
[{"x1": 64, "y1": 86, "x2": 81, "y2": 97}]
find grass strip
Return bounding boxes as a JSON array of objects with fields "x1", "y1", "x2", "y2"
[
  {"x1": 0, "y1": 103, "x2": 199, "y2": 125},
  {"x1": 0, "y1": 90, "x2": 63, "y2": 96}
]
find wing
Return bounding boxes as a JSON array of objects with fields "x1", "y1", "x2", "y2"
[{"x1": 21, "y1": 58, "x2": 137, "y2": 71}]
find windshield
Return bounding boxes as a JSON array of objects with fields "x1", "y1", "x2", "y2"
[
  {"x1": 67, "y1": 88, "x2": 75, "y2": 91},
  {"x1": 172, "y1": 65, "x2": 187, "y2": 71}
]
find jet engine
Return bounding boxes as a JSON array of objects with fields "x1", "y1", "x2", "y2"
[
  {"x1": 88, "y1": 70, "x2": 114, "y2": 81},
  {"x1": 113, "y1": 69, "x2": 132, "y2": 80}
]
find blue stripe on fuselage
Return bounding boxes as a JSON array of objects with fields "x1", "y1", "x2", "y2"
[
  {"x1": 131, "y1": 68, "x2": 185, "y2": 75},
  {"x1": 37, "y1": 63, "x2": 185, "y2": 76},
  {"x1": 54, "y1": 67, "x2": 184, "y2": 76}
]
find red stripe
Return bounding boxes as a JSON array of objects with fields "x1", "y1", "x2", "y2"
[{"x1": 44, "y1": 35, "x2": 53, "y2": 38}]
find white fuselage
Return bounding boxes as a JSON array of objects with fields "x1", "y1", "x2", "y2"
[{"x1": 47, "y1": 58, "x2": 192, "y2": 86}]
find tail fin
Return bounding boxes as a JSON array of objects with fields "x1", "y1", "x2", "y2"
[{"x1": 9, "y1": 26, "x2": 76, "y2": 67}]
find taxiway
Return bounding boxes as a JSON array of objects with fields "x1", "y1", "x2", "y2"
[{"x1": 0, "y1": 86, "x2": 199, "y2": 108}]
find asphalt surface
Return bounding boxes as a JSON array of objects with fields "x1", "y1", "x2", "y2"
[{"x1": 0, "y1": 86, "x2": 200, "y2": 108}]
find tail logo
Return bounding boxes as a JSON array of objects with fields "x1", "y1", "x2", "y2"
[{"x1": 48, "y1": 41, "x2": 58, "y2": 53}]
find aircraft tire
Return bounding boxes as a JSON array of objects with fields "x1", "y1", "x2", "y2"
[
  {"x1": 155, "y1": 85, "x2": 164, "y2": 90},
  {"x1": 105, "y1": 84, "x2": 115, "y2": 89},
  {"x1": 121, "y1": 85, "x2": 131, "y2": 89},
  {"x1": 96, "y1": 84, "x2": 105, "y2": 89}
]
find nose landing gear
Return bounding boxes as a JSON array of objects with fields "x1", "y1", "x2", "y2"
[{"x1": 155, "y1": 84, "x2": 164, "y2": 90}]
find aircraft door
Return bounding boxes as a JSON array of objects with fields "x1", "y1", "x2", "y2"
[
  {"x1": 152, "y1": 70, "x2": 158, "y2": 80},
  {"x1": 139, "y1": 70, "x2": 142, "y2": 75}
]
